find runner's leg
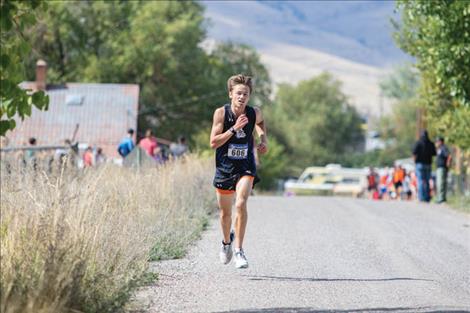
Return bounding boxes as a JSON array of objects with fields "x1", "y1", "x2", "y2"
[
  {"x1": 234, "y1": 176, "x2": 253, "y2": 249},
  {"x1": 217, "y1": 191, "x2": 234, "y2": 244}
]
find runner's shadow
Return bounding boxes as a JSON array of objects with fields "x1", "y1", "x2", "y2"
[{"x1": 244, "y1": 275, "x2": 434, "y2": 282}]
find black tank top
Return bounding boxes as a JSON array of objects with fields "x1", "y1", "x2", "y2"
[{"x1": 214, "y1": 104, "x2": 257, "y2": 179}]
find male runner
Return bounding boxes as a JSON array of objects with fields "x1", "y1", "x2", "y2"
[{"x1": 210, "y1": 74, "x2": 268, "y2": 269}]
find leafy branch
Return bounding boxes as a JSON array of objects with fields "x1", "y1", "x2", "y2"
[{"x1": 0, "y1": 0, "x2": 49, "y2": 136}]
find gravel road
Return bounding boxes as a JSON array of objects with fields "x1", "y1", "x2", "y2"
[{"x1": 131, "y1": 196, "x2": 470, "y2": 313}]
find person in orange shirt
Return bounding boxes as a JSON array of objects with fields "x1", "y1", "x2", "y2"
[{"x1": 393, "y1": 165, "x2": 405, "y2": 199}]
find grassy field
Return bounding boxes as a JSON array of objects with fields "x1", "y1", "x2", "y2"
[{"x1": 0, "y1": 156, "x2": 215, "y2": 313}]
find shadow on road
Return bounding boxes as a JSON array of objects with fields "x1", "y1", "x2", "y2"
[
  {"x1": 213, "y1": 306, "x2": 470, "y2": 313},
  {"x1": 244, "y1": 275, "x2": 435, "y2": 283}
]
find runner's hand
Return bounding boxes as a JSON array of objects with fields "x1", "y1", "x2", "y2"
[
  {"x1": 234, "y1": 114, "x2": 248, "y2": 131},
  {"x1": 257, "y1": 142, "x2": 268, "y2": 154}
]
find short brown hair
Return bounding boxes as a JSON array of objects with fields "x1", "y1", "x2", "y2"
[{"x1": 227, "y1": 74, "x2": 253, "y2": 94}]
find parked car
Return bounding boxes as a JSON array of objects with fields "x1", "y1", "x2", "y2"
[
  {"x1": 284, "y1": 166, "x2": 337, "y2": 196},
  {"x1": 332, "y1": 169, "x2": 367, "y2": 198},
  {"x1": 284, "y1": 165, "x2": 367, "y2": 197}
]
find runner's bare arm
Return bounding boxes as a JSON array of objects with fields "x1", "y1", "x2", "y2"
[
  {"x1": 254, "y1": 107, "x2": 268, "y2": 154},
  {"x1": 210, "y1": 107, "x2": 249, "y2": 149},
  {"x1": 210, "y1": 108, "x2": 230, "y2": 149}
]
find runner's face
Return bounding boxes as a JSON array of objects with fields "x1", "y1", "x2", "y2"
[{"x1": 229, "y1": 84, "x2": 250, "y2": 110}]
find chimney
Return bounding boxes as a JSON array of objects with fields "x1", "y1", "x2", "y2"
[{"x1": 35, "y1": 59, "x2": 47, "y2": 91}]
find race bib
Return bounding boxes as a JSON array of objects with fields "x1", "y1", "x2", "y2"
[{"x1": 228, "y1": 143, "x2": 248, "y2": 160}]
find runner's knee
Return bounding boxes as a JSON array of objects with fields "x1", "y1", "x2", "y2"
[
  {"x1": 235, "y1": 199, "x2": 247, "y2": 212},
  {"x1": 220, "y1": 206, "x2": 231, "y2": 217}
]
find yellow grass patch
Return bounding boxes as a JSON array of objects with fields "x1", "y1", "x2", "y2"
[{"x1": 0, "y1": 156, "x2": 215, "y2": 313}]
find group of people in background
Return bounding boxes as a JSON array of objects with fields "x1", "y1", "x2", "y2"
[
  {"x1": 413, "y1": 130, "x2": 451, "y2": 203},
  {"x1": 1, "y1": 127, "x2": 188, "y2": 173},
  {"x1": 367, "y1": 130, "x2": 452, "y2": 204},
  {"x1": 117, "y1": 128, "x2": 188, "y2": 164},
  {"x1": 3, "y1": 127, "x2": 453, "y2": 205},
  {"x1": 367, "y1": 166, "x2": 416, "y2": 201},
  {"x1": 28, "y1": 137, "x2": 106, "y2": 171},
  {"x1": 0, "y1": 136, "x2": 107, "y2": 174}
]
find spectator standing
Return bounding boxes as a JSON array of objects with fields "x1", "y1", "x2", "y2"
[
  {"x1": 95, "y1": 147, "x2": 106, "y2": 166},
  {"x1": 435, "y1": 137, "x2": 452, "y2": 203},
  {"x1": 366, "y1": 167, "x2": 379, "y2": 198},
  {"x1": 139, "y1": 129, "x2": 158, "y2": 157},
  {"x1": 387, "y1": 167, "x2": 396, "y2": 199},
  {"x1": 152, "y1": 146, "x2": 165, "y2": 164},
  {"x1": 62, "y1": 123, "x2": 80, "y2": 169},
  {"x1": 393, "y1": 165, "x2": 405, "y2": 199},
  {"x1": 65, "y1": 139, "x2": 79, "y2": 168},
  {"x1": 118, "y1": 128, "x2": 135, "y2": 158},
  {"x1": 402, "y1": 172, "x2": 413, "y2": 200},
  {"x1": 412, "y1": 130, "x2": 436, "y2": 202},
  {"x1": 24, "y1": 137, "x2": 38, "y2": 170},
  {"x1": 379, "y1": 168, "x2": 389, "y2": 200},
  {"x1": 83, "y1": 147, "x2": 94, "y2": 167},
  {"x1": 170, "y1": 136, "x2": 189, "y2": 158},
  {"x1": 410, "y1": 170, "x2": 418, "y2": 200}
]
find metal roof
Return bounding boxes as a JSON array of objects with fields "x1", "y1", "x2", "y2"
[{"x1": 6, "y1": 82, "x2": 139, "y2": 158}]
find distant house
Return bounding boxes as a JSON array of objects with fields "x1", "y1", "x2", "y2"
[{"x1": 6, "y1": 60, "x2": 139, "y2": 159}]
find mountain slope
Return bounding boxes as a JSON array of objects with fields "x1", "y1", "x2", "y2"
[{"x1": 201, "y1": 1, "x2": 407, "y2": 117}]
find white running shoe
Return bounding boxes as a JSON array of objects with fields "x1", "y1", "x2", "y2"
[
  {"x1": 219, "y1": 231, "x2": 235, "y2": 264},
  {"x1": 234, "y1": 249, "x2": 249, "y2": 269}
]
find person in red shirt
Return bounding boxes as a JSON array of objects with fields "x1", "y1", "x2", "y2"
[
  {"x1": 367, "y1": 167, "x2": 378, "y2": 199},
  {"x1": 83, "y1": 147, "x2": 94, "y2": 167},
  {"x1": 139, "y1": 129, "x2": 158, "y2": 157}
]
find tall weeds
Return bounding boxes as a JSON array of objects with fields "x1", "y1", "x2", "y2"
[{"x1": 0, "y1": 156, "x2": 215, "y2": 313}]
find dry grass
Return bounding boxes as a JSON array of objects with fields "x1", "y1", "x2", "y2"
[{"x1": 0, "y1": 156, "x2": 215, "y2": 313}]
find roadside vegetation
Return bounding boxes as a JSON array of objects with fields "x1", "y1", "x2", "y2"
[
  {"x1": 448, "y1": 194, "x2": 470, "y2": 214},
  {"x1": 394, "y1": 1, "x2": 470, "y2": 203},
  {"x1": 0, "y1": 156, "x2": 215, "y2": 313}
]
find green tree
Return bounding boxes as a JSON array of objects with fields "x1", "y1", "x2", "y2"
[
  {"x1": 341, "y1": 65, "x2": 421, "y2": 168},
  {"x1": 25, "y1": 1, "x2": 210, "y2": 139},
  {"x1": 104, "y1": 1, "x2": 212, "y2": 139},
  {"x1": 376, "y1": 65, "x2": 420, "y2": 162},
  {"x1": 256, "y1": 137, "x2": 289, "y2": 190},
  {"x1": 394, "y1": 0, "x2": 470, "y2": 150},
  {"x1": 24, "y1": 1, "x2": 136, "y2": 83},
  {"x1": 267, "y1": 73, "x2": 364, "y2": 175},
  {"x1": 23, "y1": 1, "x2": 272, "y2": 141},
  {"x1": 206, "y1": 42, "x2": 272, "y2": 108},
  {"x1": 0, "y1": 0, "x2": 49, "y2": 136},
  {"x1": 379, "y1": 65, "x2": 419, "y2": 101}
]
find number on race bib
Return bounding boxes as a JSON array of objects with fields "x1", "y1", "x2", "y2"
[{"x1": 228, "y1": 144, "x2": 248, "y2": 160}]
